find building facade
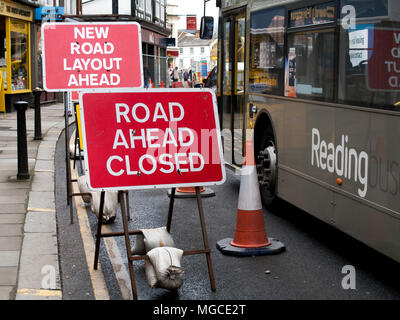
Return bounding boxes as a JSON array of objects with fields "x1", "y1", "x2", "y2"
[{"x1": 177, "y1": 32, "x2": 217, "y2": 82}]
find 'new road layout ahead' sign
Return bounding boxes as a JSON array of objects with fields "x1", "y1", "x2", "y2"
[{"x1": 42, "y1": 22, "x2": 143, "y2": 91}]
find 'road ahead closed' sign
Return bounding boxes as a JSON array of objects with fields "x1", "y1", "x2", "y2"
[
  {"x1": 42, "y1": 22, "x2": 143, "y2": 91},
  {"x1": 79, "y1": 89, "x2": 226, "y2": 190}
]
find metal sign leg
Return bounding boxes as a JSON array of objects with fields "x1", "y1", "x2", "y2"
[
  {"x1": 166, "y1": 187, "x2": 176, "y2": 232},
  {"x1": 94, "y1": 191, "x2": 105, "y2": 270},
  {"x1": 195, "y1": 186, "x2": 216, "y2": 291},
  {"x1": 119, "y1": 191, "x2": 138, "y2": 300},
  {"x1": 64, "y1": 92, "x2": 73, "y2": 224}
]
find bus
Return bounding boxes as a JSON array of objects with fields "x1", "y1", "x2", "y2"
[{"x1": 216, "y1": 0, "x2": 400, "y2": 263}]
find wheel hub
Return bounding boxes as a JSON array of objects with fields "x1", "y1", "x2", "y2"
[{"x1": 256, "y1": 142, "x2": 277, "y2": 193}]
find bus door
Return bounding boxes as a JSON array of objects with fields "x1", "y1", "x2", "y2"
[{"x1": 221, "y1": 9, "x2": 246, "y2": 166}]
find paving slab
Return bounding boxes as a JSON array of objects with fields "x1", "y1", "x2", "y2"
[
  {"x1": 0, "y1": 251, "x2": 20, "y2": 267},
  {"x1": 36, "y1": 146, "x2": 56, "y2": 161},
  {"x1": 20, "y1": 233, "x2": 58, "y2": 256},
  {"x1": 17, "y1": 254, "x2": 60, "y2": 290},
  {"x1": 31, "y1": 172, "x2": 54, "y2": 192},
  {"x1": 27, "y1": 191, "x2": 55, "y2": 211},
  {"x1": 0, "y1": 267, "x2": 18, "y2": 286},
  {"x1": 0, "y1": 214, "x2": 25, "y2": 224},
  {"x1": 34, "y1": 160, "x2": 55, "y2": 172},
  {"x1": 0, "y1": 286, "x2": 13, "y2": 299},
  {"x1": 0, "y1": 224, "x2": 23, "y2": 236},
  {"x1": 0, "y1": 204, "x2": 26, "y2": 214},
  {"x1": 24, "y1": 211, "x2": 56, "y2": 234},
  {"x1": 0, "y1": 237, "x2": 22, "y2": 251}
]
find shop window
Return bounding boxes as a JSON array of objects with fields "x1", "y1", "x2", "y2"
[
  {"x1": 0, "y1": 16, "x2": 6, "y2": 90},
  {"x1": 249, "y1": 7, "x2": 285, "y2": 95},
  {"x1": 285, "y1": 29, "x2": 335, "y2": 101},
  {"x1": 9, "y1": 19, "x2": 29, "y2": 91}
]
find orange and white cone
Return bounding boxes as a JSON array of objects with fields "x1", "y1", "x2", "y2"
[
  {"x1": 217, "y1": 139, "x2": 285, "y2": 256},
  {"x1": 167, "y1": 186, "x2": 215, "y2": 198}
]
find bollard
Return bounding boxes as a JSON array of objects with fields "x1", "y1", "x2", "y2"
[
  {"x1": 14, "y1": 101, "x2": 30, "y2": 180},
  {"x1": 33, "y1": 88, "x2": 42, "y2": 140}
]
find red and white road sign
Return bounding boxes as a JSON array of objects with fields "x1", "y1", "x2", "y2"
[
  {"x1": 79, "y1": 89, "x2": 226, "y2": 190},
  {"x1": 368, "y1": 28, "x2": 400, "y2": 91},
  {"x1": 42, "y1": 22, "x2": 143, "y2": 91}
]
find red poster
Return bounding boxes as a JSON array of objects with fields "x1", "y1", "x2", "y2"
[
  {"x1": 368, "y1": 28, "x2": 400, "y2": 91},
  {"x1": 42, "y1": 22, "x2": 143, "y2": 91},
  {"x1": 79, "y1": 89, "x2": 225, "y2": 190}
]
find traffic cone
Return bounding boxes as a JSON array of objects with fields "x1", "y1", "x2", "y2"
[
  {"x1": 216, "y1": 139, "x2": 285, "y2": 256},
  {"x1": 161, "y1": 81, "x2": 164, "y2": 88},
  {"x1": 167, "y1": 186, "x2": 215, "y2": 198}
]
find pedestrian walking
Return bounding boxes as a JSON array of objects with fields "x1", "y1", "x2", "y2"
[{"x1": 143, "y1": 65, "x2": 150, "y2": 88}]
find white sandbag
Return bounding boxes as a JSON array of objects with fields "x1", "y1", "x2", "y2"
[
  {"x1": 77, "y1": 175, "x2": 91, "y2": 204},
  {"x1": 131, "y1": 227, "x2": 175, "y2": 255},
  {"x1": 145, "y1": 247, "x2": 184, "y2": 290},
  {"x1": 90, "y1": 191, "x2": 118, "y2": 223},
  {"x1": 69, "y1": 129, "x2": 77, "y2": 158},
  {"x1": 142, "y1": 227, "x2": 175, "y2": 252},
  {"x1": 131, "y1": 233, "x2": 146, "y2": 255},
  {"x1": 144, "y1": 259, "x2": 158, "y2": 288}
]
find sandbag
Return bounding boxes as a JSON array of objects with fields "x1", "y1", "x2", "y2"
[
  {"x1": 69, "y1": 129, "x2": 77, "y2": 158},
  {"x1": 131, "y1": 233, "x2": 146, "y2": 255},
  {"x1": 145, "y1": 247, "x2": 184, "y2": 290},
  {"x1": 90, "y1": 191, "x2": 118, "y2": 223},
  {"x1": 131, "y1": 226, "x2": 175, "y2": 255},
  {"x1": 77, "y1": 175, "x2": 91, "y2": 204}
]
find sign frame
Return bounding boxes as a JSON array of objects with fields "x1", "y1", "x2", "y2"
[
  {"x1": 78, "y1": 88, "x2": 226, "y2": 191},
  {"x1": 41, "y1": 21, "x2": 144, "y2": 92}
]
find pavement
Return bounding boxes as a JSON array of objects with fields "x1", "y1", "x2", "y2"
[{"x1": 0, "y1": 103, "x2": 66, "y2": 300}]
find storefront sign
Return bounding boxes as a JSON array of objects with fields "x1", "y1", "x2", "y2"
[
  {"x1": 42, "y1": 22, "x2": 143, "y2": 91},
  {"x1": 0, "y1": 0, "x2": 33, "y2": 22},
  {"x1": 79, "y1": 89, "x2": 225, "y2": 190},
  {"x1": 167, "y1": 49, "x2": 179, "y2": 57},
  {"x1": 35, "y1": 6, "x2": 64, "y2": 21},
  {"x1": 289, "y1": 2, "x2": 335, "y2": 28},
  {"x1": 368, "y1": 28, "x2": 400, "y2": 91}
]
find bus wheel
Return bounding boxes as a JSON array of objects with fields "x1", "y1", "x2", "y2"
[{"x1": 256, "y1": 138, "x2": 277, "y2": 206}]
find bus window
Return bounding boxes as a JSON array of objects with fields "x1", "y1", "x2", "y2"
[
  {"x1": 285, "y1": 29, "x2": 335, "y2": 101},
  {"x1": 249, "y1": 7, "x2": 285, "y2": 95},
  {"x1": 338, "y1": 0, "x2": 400, "y2": 110}
]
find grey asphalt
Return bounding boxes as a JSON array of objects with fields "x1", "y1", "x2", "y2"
[{"x1": 55, "y1": 126, "x2": 400, "y2": 300}]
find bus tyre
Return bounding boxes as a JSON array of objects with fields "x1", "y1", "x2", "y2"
[{"x1": 256, "y1": 136, "x2": 277, "y2": 207}]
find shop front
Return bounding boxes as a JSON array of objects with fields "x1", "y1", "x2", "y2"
[
  {"x1": 0, "y1": 0, "x2": 37, "y2": 113},
  {"x1": 141, "y1": 26, "x2": 169, "y2": 88}
]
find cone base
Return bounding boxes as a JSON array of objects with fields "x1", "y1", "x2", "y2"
[
  {"x1": 167, "y1": 188, "x2": 215, "y2": 198},
  {"x1": 216, "y1": 237, "x2": 285, "y2": 257}
]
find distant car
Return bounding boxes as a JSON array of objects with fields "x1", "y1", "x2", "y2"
[{"x1": 202, "y1": 66, "x2": 217, "y2": 93}]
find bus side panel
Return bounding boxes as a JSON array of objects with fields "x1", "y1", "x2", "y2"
[
  {"x1": 334, "y1": 192, "x2": 400, "y2": 263},
  {"x1": 277, "y1": 168, "x2": 334, "y2": 224},
  {"x1": 258, "y1": 97, "x2": 400, "y2": 262}
]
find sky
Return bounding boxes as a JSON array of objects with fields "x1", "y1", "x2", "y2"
[{"x1": 175, "y1": 0, "x2": 220, "y2": 30}]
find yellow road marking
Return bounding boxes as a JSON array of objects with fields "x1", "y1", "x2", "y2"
[
  {"x1": 17, "y1": 289, "x2": 62, "y2": 297},
  {"x1": 27, "y1": 207, "x2": 56, "y2": 213},
  {"x1": 71, "y1": 164, "x2": 110, "y2": 300}
]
